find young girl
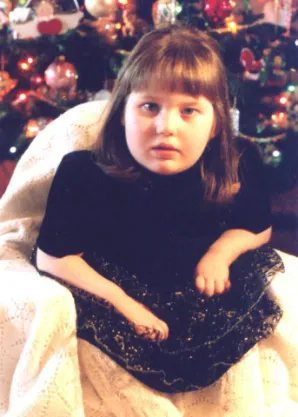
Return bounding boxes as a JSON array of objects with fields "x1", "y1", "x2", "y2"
[{"x1": 32, "y1": 24, "x2": 283, "y2": 393}]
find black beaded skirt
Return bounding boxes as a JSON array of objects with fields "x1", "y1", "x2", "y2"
[{"x1": 31, "y1": 245, "x2": 283, "y2": 394}]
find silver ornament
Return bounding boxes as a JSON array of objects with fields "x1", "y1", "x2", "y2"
[{"x1": 229, "y1": 107, "x2": 240, "y2": 136}]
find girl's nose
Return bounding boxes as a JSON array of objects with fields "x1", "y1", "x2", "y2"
[{"x1": 156, "y1": 110, "x2": 178, "y2": 135}]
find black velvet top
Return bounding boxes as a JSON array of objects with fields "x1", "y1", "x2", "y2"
[
  {"x1": 37, "y1": 139, "x2": 271, "y2": 291},
  {"x1": 34, "y1": 139, "x2": 283, "y2": 393}
]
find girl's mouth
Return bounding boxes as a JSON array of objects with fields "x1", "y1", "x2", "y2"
[{"x1": 152, "y1": 143, "x2": 180, "y2": 152}]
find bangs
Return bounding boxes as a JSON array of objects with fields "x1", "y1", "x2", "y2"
[{"x1": 128, "y1": 47, "x2": 218, "y2": 98}]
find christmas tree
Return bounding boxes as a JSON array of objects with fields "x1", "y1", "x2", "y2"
[{"x1": 0, "y1": 0, "x2": 297, "y2": 194}]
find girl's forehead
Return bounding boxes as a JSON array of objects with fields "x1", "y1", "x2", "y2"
[{"x1": 129, "y1": 70, "x2": 208, "y2": 98}]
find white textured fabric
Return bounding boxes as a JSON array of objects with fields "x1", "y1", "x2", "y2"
[{"x1": 0, "y1": 101, "x2": 297, "y2": 417}]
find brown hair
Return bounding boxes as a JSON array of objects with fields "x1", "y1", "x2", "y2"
[{"x1": 94, "y1": 24, "x2": 240, "y2": 203}]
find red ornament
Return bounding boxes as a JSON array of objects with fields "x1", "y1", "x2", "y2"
[
  {"x1": 37, "y1": 18, "x2": 63, "y2": 35},
  {"x1": 240, "y1": 48, "x2": 263, "y2": 72},
  {"x1": 204, "y1": 0, "x2": 232, "y2": 24}
]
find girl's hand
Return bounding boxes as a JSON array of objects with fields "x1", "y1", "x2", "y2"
[
  {"x1": 113, "y1": 294, "x2": 169, "y2": 342},
  {"x1": 194, "y1": 250, "x2": 231, "y2": 297}
]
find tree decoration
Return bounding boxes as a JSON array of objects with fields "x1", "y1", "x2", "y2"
[
  {"x1": 45, "y1": 56, "x2": 78, "y2": 93},
  {"x1": 10, "y1": 0, "x2": 83, "y2": 38},
  {"x1": 263, "y1": 143, "x2": 282, "y2": 167},
  {"x1": 271, "y1": 110, "x2": 288, "y2": 130},
  {"x1": 240, "y1": 47, "x2": 264, "y2": 81},
  {"x1": 230, "y1": 98, "x2": 240, "y2": 136},
  {"x1": 84, "y1": 0, "x2": 117, "y2": 18},
  {"x1": 24, "y1": 117, "x2": 52, "y2": 139},
  {"x1": 0, "y1": 70, "x2": 18, "y2": 100},
  {"x1": 0, "y1": 55, "x2": 17, "y2": 100},
  {"x1": 288, "y1": 101, "x2": 298, "y2": 132},
  {"x1": 203, "y1": 0, "x2": 232, "y2": 26},
  {"x1": 36, "y1": 1, "x2": 63, "y2": 36},
  {"x1": 152, "y1": 0, "x2": 180, "y2": 28},
  {"x1": 262, "y1": 0, "x2": 293, "y2": 32},
  {"x1": 267, "y1": 51, "x2": 287, "y2": 87}
]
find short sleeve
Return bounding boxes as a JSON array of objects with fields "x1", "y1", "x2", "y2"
[
  {"x1": 37, "y1": 151, "x2": 92, "y2": 257},
  {"x1": 230, "y1": 140, "x2": 272, "y2": 233}
]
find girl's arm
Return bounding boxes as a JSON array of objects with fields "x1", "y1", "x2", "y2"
[
  {"x1": 207, "y1": 226, "x2": 272, "y2": 265},
  {"x1": 195, "y1": 226, "x2": 272, "y2": 297},
  {"x1": 36, "y1": 248, "x2": 169, "y2": 340}
]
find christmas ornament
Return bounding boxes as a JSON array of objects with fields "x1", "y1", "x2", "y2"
[
  {"x1": 152, "y1": 0, "x2": 179, "y2": 28},
  {"x1": 256, "y1": 113, "x2": 268, "y2": 134},
  {"x1": 263, "y1": 143, "x2": 282, "y2": 167},
  {"x1": 122, "y1": 9, "x2": 149, "y2": 38},
  {"x1": 240, "y1": 47, "x2": 264, "y2": 81},
  {"x1": 24, "y1": 117, "x2": 52, "y2": 139},
  {"x1": 10, "y1": 0, "x2": 83, "y2": 38},
  {"x1": 84, "y1": 0, "x2": 117, "y2": 18},
  {"x1": 267, "y1": 52, "x2": 287, "y2": 87},
  {"x1": 203, "y1": 0, "x2": 232, "y2": 25},
  {"x1": 9, "y1": 7, "x2": 33, "y2": 24},
  {"x1": 0, "y1": 70, "x2": 18, "y2": 100},
  {"x1": 263, "y1": 0, "x2": 293, "y2": 32},
  {"x1": 271, "y1": 111, "x2": 288, "y2": 130},
  {"x1": 229, "y1": 105, "x2": 240, "y2": 136},
  {"x1": 288, "y1": 101, "x2": 298, "y2": 132},
  {"x1": 45, "y1": 56, "x2": 78, "y2": 92},
  {"x1": 91, "y1": 18, "x2": 119, "y2": 45}
]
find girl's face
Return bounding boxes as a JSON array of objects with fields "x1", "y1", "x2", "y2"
[{"x1": 123, "y1": 87, "x2": 216, "y2": 175}]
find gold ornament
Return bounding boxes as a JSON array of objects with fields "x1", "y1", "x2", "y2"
[
  {"x1": 85, "y1": 0, "x2": 117, "y2": 18},
  {"x1": 0, "y1": 71, "x2": 18, "y2": 100},
  {"x1": 24, "y1": 117, "x2": 52, "y2": 139}
]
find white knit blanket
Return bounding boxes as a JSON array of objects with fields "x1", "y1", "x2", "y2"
[{"x1": 0, "y1": 101, "x2": 297, "y2": 417}]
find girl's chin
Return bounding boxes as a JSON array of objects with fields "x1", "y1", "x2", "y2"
[{"x1": 145, "y1": 162, "x2": 187, "y2": 176}]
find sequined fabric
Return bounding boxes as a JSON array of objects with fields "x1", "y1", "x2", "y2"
[{"x1": 31, "y1": 244, "x2": 283, "y2": 393}]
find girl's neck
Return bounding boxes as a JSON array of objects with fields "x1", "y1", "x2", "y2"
[{"x1": 138, "y1": 160, "x2": 202, "y2": 190}]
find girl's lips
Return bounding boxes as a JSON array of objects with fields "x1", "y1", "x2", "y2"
[{"x1": 151, "y1": 144, "x2": 180, "y2": 153}]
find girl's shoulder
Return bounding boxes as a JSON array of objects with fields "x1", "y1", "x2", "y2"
[
  {"x1": 57, "y1": 150, "x2": 105, "y2": 180},
  {"x1": 52, "y1": 150, "x2": 110, "y2": 197},
  {"x1": 60, "y1": 149, "x2": 96, "y2": 169}
]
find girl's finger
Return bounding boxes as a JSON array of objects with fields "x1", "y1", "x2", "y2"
[
  {"x1": 160, "y1": 322, "x2": 169, "y2": 340},
  {"x1": 225, "y1": 280, "x2": 232, "y2": 291},
  {"x1": 204, "y1": 278, "x2": 215, "y2": 297},
  {"x1": 134, "y1": 324, "x2": 148, "y2": 335},
  {"x1": 195, "y1": 275, "x2": 205, "y2": 293},
  {"x1": 214, "y1": 279, "x2": 225, "y2": 294}
]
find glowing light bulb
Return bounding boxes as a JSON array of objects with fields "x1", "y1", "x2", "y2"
[
  {"x1": 19, "y1": 93, "x2": 27, "y2": 101},
  {"x1": 20, "y1": 62, "x2": 29, "y2": 70},
  {"x1": 279, "y1": 97, "x2": 287, "y2": 105},
  {"x1": 9, "y1": 146, "x2": 17, "y2": 154},
  {"x1": 227, "y1": 20, "x2": 237, "y2": 33}
]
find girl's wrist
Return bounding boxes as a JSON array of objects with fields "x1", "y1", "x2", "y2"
[
  {"x1": 206, "y1": 245, "x2": 235, "y2": 266},
  {"x1": 98, "y1": 281, "x2": 127, "y2": 306}
]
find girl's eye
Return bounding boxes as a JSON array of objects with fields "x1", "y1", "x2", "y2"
[
  {"x1": 182, "y1": 108, "x2": 198, "y2": 116},
  {"x1": 142, "y1": 103, "x2": 159, "y2": 112}
]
